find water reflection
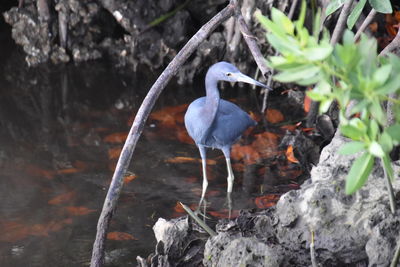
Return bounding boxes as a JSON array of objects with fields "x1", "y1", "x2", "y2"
[{"x1": 0, "y1": 38, "x2": 305, "y2": 267}]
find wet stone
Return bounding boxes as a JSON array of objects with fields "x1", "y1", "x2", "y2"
[{"x1": 142, "y1": 133, "x2": 400, "y2": 266}]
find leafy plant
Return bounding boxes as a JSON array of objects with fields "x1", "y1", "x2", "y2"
[
  {"x1": 325, "y1": 0, "x2": 392, "y2": 30},
  {"x1": 256, "y1": 7, "x2": 400, "y2": 195}
]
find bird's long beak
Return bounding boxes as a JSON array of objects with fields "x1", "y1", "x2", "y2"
[{"x1": 235, "y1": 72, "x2": 273, "y2": 90}]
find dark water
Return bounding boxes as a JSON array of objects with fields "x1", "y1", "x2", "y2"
[{"x1": 0, "y1": 25, "x2": 305, "y2": 267}]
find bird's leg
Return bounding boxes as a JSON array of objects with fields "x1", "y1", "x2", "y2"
[
  {"x1": 198, "y1": 145, "x2": 208, "y2": 209},
  {"x1": 225, "y1": 157, "x2": 235, "y2": 193},
  {"x1": 222, "y1": 147, "x2": 234, "y2": 216}
]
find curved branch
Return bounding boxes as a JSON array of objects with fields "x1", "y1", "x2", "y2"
[
  {"x1": 235, "y1": 9, "x2": 270, "y2": 77},
  {"x1": 330, "y1": 0, "x2": 354, "y2": 45},
  {"x1": 89, "y1": 2, "x2": 236, "y2": 266},
  {"x1": 354, "y1": 9, "x2": 377, "y2": 41}
]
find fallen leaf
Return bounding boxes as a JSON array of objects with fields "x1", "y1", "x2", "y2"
[
  {"x1": 369, "y1": 22, "x2": 378, "y2": 33},
  {"x1": 248, "y1": 111, "x2": 261, "y2": 122},
  {"x1": 208, "y1": 209, "x2": 239, "y2": 219},
  {"x1": 65, "y1": 206, "x2": 96, "y2": 216},
  {"x1": 252, "y1": 132, "x2": 281, "y2": 159},
  {"x1": 231, "y1": 144, "x2": 260, "y2": 165},
  {"x1": 254, "y1": 194, "x2": 281, "y2": 209},
  {"x1": 107, "y1": 232, "x2": 137, "y2": 241},
  {"x1": 184, "y1": 176, "x2": 198, "y2": 183},
  {"x1": 0, "y1": 218, "x2": 73, "y2": 242},
  {"x1": 176, "y1": 128, "x2": 194, "y2": 144},
  {"x1": 173, "y1": 202, "x2": 185, "y2": 213},
  {"x1": 57, "y1": 168, "x2": 80, "y2": 174},
  {"x1": 165, "y1": 156, "x2": 217, "y2": 165},
  {"x1": 124, "y1": 174, "x2": 137, "y2": 184},
  {"x1": 103, "y1": 132, "x2": 128, "y2": 143},
  {"x1": 108, "y1": 147, "x2": 122, "y2": 160},
  {"x1": 286, "y1": 145, "x2": 299, "y2": 163},
  {"x1": 25, "y1": 164, "x2": 55, "y2": 179},
  {"x1": 72, "y1": 160, "x2": 88, "y2": 170},
  {"x1": 48, "y1": 191, "x2": 76, "y2": 205},
  {"x1": 304, "y1": 93, "x2": 312, "y2": 113},
  {"x1": 265, "y1": 109, "x2": 284, "y2": 123}
]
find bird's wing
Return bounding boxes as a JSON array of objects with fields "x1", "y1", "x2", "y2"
[{"x1": 208, "y1": 100, "x2": 256, "y2": 146}]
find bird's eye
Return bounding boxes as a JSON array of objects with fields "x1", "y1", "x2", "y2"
[{"x1": 226, "y1": 73, "x2": 232, "y2": 77}]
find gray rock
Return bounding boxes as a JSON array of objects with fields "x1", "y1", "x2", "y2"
[
  {"x1": 204, "y1": 234, "x2": 281, "y2": 267},
  {"x1": 144, "y1": 133, "x2": 400, "y2": 266}
]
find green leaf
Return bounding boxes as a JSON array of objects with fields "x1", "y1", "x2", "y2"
[
  {"x1": 369, "y1": 141, "x2": 384, "y2": 157},
  {"x1": 297, "y1": 73, "x2": 322, "y2": 86},
  {"x1": 271, "y1": 8, "x2": 294, "y2": 35},
  {"x1": 257, "y1": 13, "x2": 286, "y2": 39},
  {"x1": 273, "y1": 65, "x2": 320, "y2": 83},
  {"x1": 312, "y1": 8, "x2": 322, "y2": 37},
  {"x1": 345, "y1": 152, "x2": 374, "y2": 194},
  {"x1": 369, "y1": 0, "x2": 393, "y2": 14},
  {"x1": 368, "y1": 119, "x2": 379, "y2": 140},
  {"x1": 382, "y1": 153, "x2": 394, "y2": 181},
  {"x1": 379, "y1": 132, "x2": 393, "y2": 152},
  {"x1": 338, "y1": 141, "x2": 365, "y2": 155},
  {"x1": 347, "y1": 0, "x2": 367, "y2": 29},
  {"x1": 303, "y1": 44, "x2": 333, "y2": 61},
  {"x1": 320, "y1": 99, "x2": 333, "y2": 113},
  {"x1": 326, "y1": 0, "x2": 346, "y2": 16},
  {"x1": 373, "y1": 64, "x2": 392, "y2": 86},
  {"x1": 376, "y1": 74, "x2": 400, "y2": 95},
  {"x1": 387, "y1": 124, "x2": 400, "y2": 143},
  {"x1": 350, "y1": 99, "x2": 368, "y2": 114},
  {"x1": 307, "y1": 90, "x2": 326, "y2": 101},
  {"x1": 342, "y1": 30, "x2": 355, "y2": 45},
  {"x1": 266, "y1": 33, "x2": 301, "y2": 55},
  {"x1": 269, "y1": 56, "x2": 303, "y2": 70},
  {"x1": 369, "y1": 100, "x2": 386, "y2": 125},
  {"x1": 297, "y1": 0, "x2": 307, "y2": 29},
  {"x1": 340, "y1": 118, "x2": 367, "y2": 140}
]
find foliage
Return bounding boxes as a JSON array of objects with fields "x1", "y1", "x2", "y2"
[
  {"x1": 325, "y1": 0, "x2": 392, "y2": 30},
  {"x1": 256, "y1": 7, "x2": 400, "y2": 194}
]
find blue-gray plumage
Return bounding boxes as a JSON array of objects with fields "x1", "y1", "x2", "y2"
[{"x1": 184, "y1": 62, "x2": 271, "y2": 203}]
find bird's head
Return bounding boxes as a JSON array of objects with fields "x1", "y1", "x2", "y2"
[{"x1": 208, "y1": 61, "x2": 272, "y2": 90}]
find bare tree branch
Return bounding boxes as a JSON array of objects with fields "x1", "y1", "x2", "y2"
[
  {"x1": 89, "y1": 2, "x2": 236, "y2": 266},
  {"x1": 354, "y1": 9, "x2": 377, "y2": 41},
  {"x1": 379, "y1": 27, "x2": 400, "y2": 56},
  {"x1": 330, "y1": 0, "x2": 354, "y2": 45},
  {"x1": 235, "y1": 9, "x2": 269, "y2": 77},
  {"x1": 261, "y1": 0, "x2": 299, "y2": 113}
]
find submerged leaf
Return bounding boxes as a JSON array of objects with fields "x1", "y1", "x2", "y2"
[{"x1": 286, "y1": 145, "x2": 299, "y2": 163}]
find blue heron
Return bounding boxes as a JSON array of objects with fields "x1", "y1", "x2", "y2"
[{"x1": 184, "y1": 62, "x2": 271, "y2": 204}]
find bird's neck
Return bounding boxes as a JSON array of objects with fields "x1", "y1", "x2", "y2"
[{"x1": 204, "y1": 74, "x2": 220, "y2": 123}]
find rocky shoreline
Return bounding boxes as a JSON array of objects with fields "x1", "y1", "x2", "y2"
[{"x1": 140, "y1": 133, "x2": 400, "y2": 266}]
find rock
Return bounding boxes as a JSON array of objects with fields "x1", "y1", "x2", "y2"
[
  {"x1": 148, "y1": 217, "x2": 206, "y2": 266},
  {"x1": 204, "y1": 234, "x2": 281, "y2": 267},
  {"x1": 143, "y1": 133, "x2": 400, "y2": 266}
]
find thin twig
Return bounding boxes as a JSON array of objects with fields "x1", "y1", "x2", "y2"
[
  {"x1": 354, "y1": 9, "x2": 377, "y2": 41},
  {"x1": 288, "y1": 0, "x2": 299, "y2": 19},
  {"x1": 89, "y1": 2, "x2": 236, "y2": 266},
  {"x1": 260, "y1": 0, "x2": 299, "y2": 113},
  {"x1": 379, "y1": 27, "x2": 400, "y2": 56},
  {"x1": 330, "y1": 0, "x2": 354, "y2": 45},
  {"x1": 391, "y1": 237, "x2": 400, "y2": 267},
  {"x1": 387, "y1": 93, "x2": 397, "y2": 126},
  {"x1": 235, "y1": 10, "x2": 270, "y2": 77},
  {"x1": 381, "y1": 158, "x2": 396, "y2": 214},
  {"x1": 180, "y1": 202, "x2": 217, "y2": 236},
  {"x1": 310, "y1": 230, "x2": 318, "y2": 267}
]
